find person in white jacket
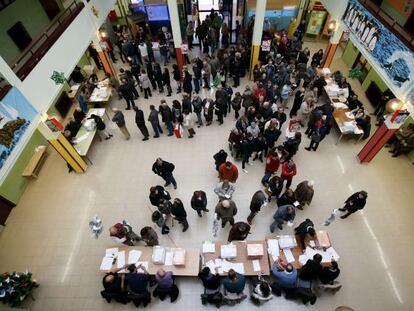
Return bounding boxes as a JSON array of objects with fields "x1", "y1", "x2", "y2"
[
  {"x1": 214, "y1": 180, "x2": 235, "y2": 201},
  {"x1": 182, "y1": 110, "x2": 194, "y2": 138}
]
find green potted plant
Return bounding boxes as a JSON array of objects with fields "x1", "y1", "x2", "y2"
[
  {"x1": 0, "y1": 271, "x2": 39, "y2": 307},
  {"x1": 348, "y1": 67, "x2": 362, "y2": 79}
]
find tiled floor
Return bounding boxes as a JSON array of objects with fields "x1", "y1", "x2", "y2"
[{"x1": 1, "y1": 41, "x2": 414, "y2": 311}]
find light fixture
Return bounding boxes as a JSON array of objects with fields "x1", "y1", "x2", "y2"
[
  {"x1": 99, "y1": 29, "x2": 107, "y2": 38},
  {"x1": 328, "y1": 20, "x2": 336, "y2": 31},
  {"x1": 385, "y1": 98, "x2": 404, "y2": 113}
]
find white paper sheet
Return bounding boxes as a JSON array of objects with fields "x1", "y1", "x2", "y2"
[
  {"x1": 299, "y1": 255, "x2": 308, "y2": 265},
  {"x1": 321, "y1": 251, "x2": 333, "y2": 263},
  {"x1": 309, "y1": 240, "x2": 316, "y2": 248},
  {"x1": 100, "y1": 257, "x2": 113, "y2": 270},
  {"x1": 164, "y1": 251, "x2": 174, "y2": 266},
  {"x1": 326, "y1": 247, "x2": 340, "y2": 261},
  {"x1": 278, "y1": 235, "x2": 297, "y2": 249},
  {"x1": 73, "y1": 133, "x2": 90, "y2": 144},
  {"x1": 287, "y1": 221, "x2": 294, "y2": 227},
  {"x1": 252, "y1": 260, "x2": 261, "y2": 272},
  {"x1": 105, "y1": 248, "x2": 118, "y2": 257},
  {"x1": 135, "y1": 261, "x2": 149, "y2": 271},
  {"x1": 231, "y1": 262, "x2": 245, "y2": 274},
  {"x1": 128, "y1": 250, "x2": 142, "y2": 264},
  {"x1": 117, "y1": 251, "x2": 125, "y2": 268},
  {"x1": 283, "y1": 248, "x2": 295, "y2": 263},
  {"x1": 221, "y1": 260, "x2": 232, "y2": 272},
  {"x1": 202, "y1": 241, "x2": 216, "y2": 253}
]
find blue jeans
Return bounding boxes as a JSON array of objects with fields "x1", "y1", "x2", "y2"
[
  {"x1": 196, "y1": 112, "x2": 203, "y2": 126},
  {"x1": 166, "y1": 122, "x2": 173, "y2": 135},
  {"x1": 162, "y1": 173, "x2": 177, "y2": 187},
  {"x1": 261, "y1": 171, "x2": 272, "y2": 185}
]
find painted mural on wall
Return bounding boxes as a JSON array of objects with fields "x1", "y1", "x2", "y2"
[
  {"x1": 343, "y1": 0, "x2": 414, "y2": 104},
  {"x1": 0, "y1": 88, "x2": 37, "y2": 169}
]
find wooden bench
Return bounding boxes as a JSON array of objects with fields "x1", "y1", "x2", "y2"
[{"x1": 22, "y1": 146, "x2": 48, "y2": 178}]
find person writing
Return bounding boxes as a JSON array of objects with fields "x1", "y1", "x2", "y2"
[{"x1": 294, "y1": 218, "x2": 316, "y2": 250}]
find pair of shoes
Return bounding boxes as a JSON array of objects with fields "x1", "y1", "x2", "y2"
[
  {"x1": 277, "y1": 223, "x2": 283, "y2": 230},
  {"x1": 247, "y1": 219, "x2": 252, "y2": 225},
  {"x1": 105, "y1": 137, "x2": 111, "y2": 140},
  {"x1": 167, "y1": 133, "x2": 173, "y2": 136},
  {"x1": 173, "y1": 185, "x2": 177, "y2": 190},
  {"x1": 242, "y1": 169, "x2": 248, "y2": 173},
  {"x1": 142, "y1": 137, "x2": 149, "y2": 141},
  {"x1": 197, "y1": 212, "x2": 202, "y2": 217},
  {"x1": 153, "y1": 135, "x2": 159, "y2": 138},
  {"x1": 338, "y1": 208, "x2": 345, "y2": 211},
  {"x1": 310, "y1": 296, "x2": 317, "y2": 305},
  {"x1": 109, "y1": 134, "x2": 113, "y2": 137},
  {"x1": 305, "y1": 147, "x2": 311, "y2": 151},
  {"x1": 125, "y1": 107, "x2": 131, "y2": 110},
  {"x1": 164, "y1": 182, "x2": 170, "y2": 187},
  {"x1": 197, "y1": 125, "x2": 201, "y2": 128},
  {"x1": 340, "y1": 215, "x2": 347, "y2": 219},
  {"x1": 248, "y1": 162, "x2": 253, "y2": 166},
  {"x1": 182, "y1": 227, "x2": 189, "y2": 232},
  {"x1": 204, "y1": 209, "x2": 209, "y2": 212},
  {"x1": 188, "y1": 135, "x2": 194, "y2": 138},
  {"x1": 297, "y1": 205, "x2": 303, "y2": 210},
  {"x1": 221, "y1": 223, "x2": 225, "y2": 228},
  {"x1": 167, "y1": 94, "x2": 171, "y2": 97}
]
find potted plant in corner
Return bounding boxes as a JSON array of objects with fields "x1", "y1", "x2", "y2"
[{"x1": 348, "y1": 67, "x2": 362, "y2": 79}]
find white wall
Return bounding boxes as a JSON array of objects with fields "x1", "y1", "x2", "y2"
[{"x1": 319, "y1": 0, "x2": 349, "y2": 20}]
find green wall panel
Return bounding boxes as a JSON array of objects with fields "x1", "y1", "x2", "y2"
[
  {"x1": 342, "y1": 40, "x2": 359, "y2": 68},
  {"x1": 0, "y1": 130, "x2": 47, "y2": 204},
  {"x1": 361, "y1": 68, "x2": 389, "y2": 93},
  {"x1": 0, "y1": 0, "x2": 50, "y2": 64}
]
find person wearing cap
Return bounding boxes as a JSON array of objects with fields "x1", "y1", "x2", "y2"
[
  {"x1": 214, "y1": 180, "x2": 235, "y2": 201},
  {"x1": 294, "y1": 219, "x2": 315, "y2": 249},
  {"x1": 228, "y1": 221, "x2": 250, "y2": 242},
  {"x1": 218, "y1": 161, "x2": 239, "y2": 183},
  {"x1": 294, "y1": 180, "x2": 314, "y2": 210},
  {"x1": 339, "y1": 191, "x2": 368, "y2": 219},
  {"x1": 215, "y1": 199, "x2": 238, "y2": 228}
]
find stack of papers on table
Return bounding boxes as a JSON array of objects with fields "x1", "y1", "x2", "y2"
[
  {"x1": 267, "y1": 239, "x2": 280, "y2": 261},
  {"x1": 221, "y1": 244, "x2": 237, "y2": 258},
  {"x1": 278, "y1": 235, "x2": 297, "y2": 249},
  {"x1": 128, "y1": 250, "x2": 142, "y2": 264},
  {"x1": 333, "y1": 102, "x2": 348, "y2": 109},
  {"x1": 345, "y1": 112, "x2": 355, "y2": 119},
  {"x1": 202, "y1": 241, "x2": 216, "y2": 253},
  {"x1": 164, "y1": 251, "x2": 174, "y2": 266},
  {"x1": 326, "y1": 85, "x2": 340, "y2": 97},
  {"x1": 100, "y1": 248, "x2": 119, "y2": 271},
  {"x1": 283, "y1": 248, "x2": 295, "y2": 263},
  {"x1": 304, "y1": 246, "x2": 340, "y2": 263}
]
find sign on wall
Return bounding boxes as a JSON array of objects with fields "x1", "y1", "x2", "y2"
[
  {"x1": 306, "y1": 11, "x2": 327, "y2": 35},
  {"x1": 343, "y1": 0, "x2": 414, "y2": 108}
]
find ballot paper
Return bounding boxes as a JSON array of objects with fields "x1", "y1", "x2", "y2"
[
  {"x1": 345, "y1": 112, "x2": 355, "y2": 119},
  {"x1": 293, "y1": 201, "x2": 300, "y2": 207},
  {"x1": 283, "y1": 248, "x2": 295, "y2": 263},
  {"x1": 73, "y1": 133, "x2": 90, "y2": 144},
  {"x1": 117, "y1": 251, "x2": 126, "y2": 268},
  {"x1": 309, "y1": 240, "x2": 316, "y2": 248},
  {"x1": 100, "y1": 257, "x2": 114, "y2": 270},
  {"x1": 326, "y1": 247, "x2": 340, "y2": 261},
  {"x1": 299, "y1": 255, "x2": 308, "y2": 265},
  {"x1": 205, "y1": 260, "x2": 216, "y2": 272},
  {"x1": 333, "y1": 102, "x2": 348, "y2": 109},
  {"x1": 267, "y1": 239, "x2": 280, "y2": 261},
  {"x1": 231, "y1": 263, "x2": 245, "y2": 274},
  {"x1": 202, "y1": 241, "x2": 216, "y2": 253},
  {"x1": 164, "y1": 251, "x2": 174, "y2": 266},
  {"x1": 221, "y1": 244, "x2": 237, "y2": 258},
  {"x1": 278, "y1": 235, "x2": 297, "y2": 249},
  {"x1": 135, "y1": 261, "x2": 149, "y2": 271},
  {"x1": 128, "y1": 250, "x2": 142, "y2": 264},
  {"x1": 105, "y1": 248, "x2": 118, "y2": 257},
  {"x1": 221, "y1": 260, "x2": 232, "y2": 272},
  {"x1": 252, "y1": 260, "x2": 261, "y2": 272}
]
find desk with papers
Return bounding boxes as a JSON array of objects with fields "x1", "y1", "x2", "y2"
[
  {"x1": 99, "y1": 246, "x2": 200, "y2": 276},
  {"x1": 87, "y1": 79, "x2": 112, "y2": 104},
  {"x1": 201, "y1": 240, "x2": 270, "y2": 276},
  {"x1": 267, "y1": 231, "x2": 340, "y2": 270}
]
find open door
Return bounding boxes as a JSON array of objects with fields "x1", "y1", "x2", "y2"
[{"x1": 0, "y1": 196, "x2": 15, "y2": 226}]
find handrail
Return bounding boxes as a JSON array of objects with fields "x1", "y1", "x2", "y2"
[
  {"x1": 10, "y1": 0, "x2": 85, "y2": 81},
  {"x1": 357, "y1": 0, "x2": 414, "y2": 52}
]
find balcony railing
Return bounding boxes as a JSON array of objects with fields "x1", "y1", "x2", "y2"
[
  {"x1": 10, "y1": 0, "x2": 85, "y2": 81},
  {"x1": 358, "y1": 0, "x2": 414, "y2": 52}
]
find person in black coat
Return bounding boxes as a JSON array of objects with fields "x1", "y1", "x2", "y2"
[
  {"x1": 290, "y1": 88, "x2": 305, "y2": 118},
  {"x1": 183, "y1": 68, "x2": 193, "y2": 94},
  {"x1": 339, "y1": 191, "x2": 368, "y2": 219},
  {"x1": 133, "y1": 106, "x2": 149, "y2": 141},
  {"x1": 241, "y1": 134, "x2": 255, "y2": 172},
  {"x1": 173, "y1": 64, "x2": 181, "y2": 93},
  {"x1": 159, "y1": 100, "x2": 174, "y2": 136},
  {"x1": 181, "y1": 93, "x2": 192, "y2": 113},
  {"x1": 191, "y1": 190, "x2": 208, "y2": 217},
  {"x1": 228, "y1": 221, "x2": 250, "y2": 242},
  {"x1": 171, "y1": 198, "x2": 189, "y2": 232},
  {"x1": 294, "y1": 218, "x2": 316, "y2": 250},
  {"x1": 214, "y1": 98, "x2": 226, "y2": 125},
  {"x1": 152, "y1": 158, "x2": 177, "y2": 189},
  {"x1": 198, "y1": 267, "x2": 221, "y2": 295},
  {"x1": 319, "y1": 261, "x2": 340, "y2": 284},
  {"x1": 299, "y1": 254, "x2": 322, "y2": 281},
  {"x1": 118, "y1": 79, "x2": 136, "y2": 110},
  {"x1": 149, "y1": 185, "x2": 171, "y2": 207},
  {"x1": 87, "y1": 114, "x2": 112, "y2": 140},
  {"x1": 153, "y1": 62, "x2": 164, "y2": 93},
  {"x1": 277, "y1": 188, "x2": 296, "y2": 207},
  {"x1": 213, "y1": 149, "x2": 228, "y2": 171},
  {"x1": 145, "y1": 61, "x2": 157, "y2": 90},
  {"x1": 273, "y1": 107, "x2": 287, "y2": 130},
  {"x1": 162, "y1": 67, "x2": 172, "y2": 96}
]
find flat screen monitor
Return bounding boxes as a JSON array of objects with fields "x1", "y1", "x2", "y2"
[{"x1": 146, "y1": 5, "x2": 169, "y2": 21}]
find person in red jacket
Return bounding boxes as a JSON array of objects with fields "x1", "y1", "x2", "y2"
[
  {"x1": 218, "y1": 161, "x2": 239, "y2": 183},
  {"x1": 280, "y1": 159, "x2": 297, "y2": 189},
  {"x1": 261, "y1": 149, "x2": 280, "y2": 186}
]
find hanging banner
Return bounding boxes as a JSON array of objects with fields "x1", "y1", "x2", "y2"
[{"x1": 306, "y1": 10, "x2": 327, "y2": 35}]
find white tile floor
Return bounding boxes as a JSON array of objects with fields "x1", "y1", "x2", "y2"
[{"x1": 1, "y1": 42, "x2": 414, "y2": 311}]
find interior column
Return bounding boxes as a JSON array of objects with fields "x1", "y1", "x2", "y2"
[
  {"x1": 249, "y1": 0, "x2": 267, "y2": 80},
  {"x1": 322, "y1": 24, "x2": 344, "y2": 68},
  {"x1": 167, "y1": 0, "x2": 184, "y2": 73}
]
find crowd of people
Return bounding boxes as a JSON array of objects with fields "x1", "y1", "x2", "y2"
[{"x1": 95, "y1": 12, "x2": 374, "y2": 308}]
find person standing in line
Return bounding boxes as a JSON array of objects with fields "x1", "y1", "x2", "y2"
[
  {"x1": 148, "y1": 105, "x2": 163, "y2": 138},
  {"x1": 149, "y1": 185, "x2": 171, "y2": 208},
  {"x1": 139, "y1": 70, "x2": 152, "y2": 99},
  {"x1": 162, "y1": 67, "x2": 172, "y2": 96},
  {"x1": 294, "y1": 180, "x2": 314, "y2": 210},
  {"x1": 215, "y1": 199, "x2": 238, "y2": 228},
  {"x1": 214, "y1": 149, "x2": 228, "y2": 171},
  {"x1": 241, "y1": 134, "x2": 255, "y2": 173},
  {"x1": 87, "y1": 114, "x2": 112, "y2": 140},
  {"x1": 186, "y1": 21, "x2": 194, "y2": 50},
  {"x1": 118, "y1": 79, "x2": 136, "y2": 110},
  {"x1": 152, "y1": 158, "x2": 177, "y2": 189},
  {"x1": 269, "y1": 204, "x2": 296, "y2": 232},
  {"x1": 247, "y1": 190, "x2": 267, "y2": 224},
  {"x1": 192, "y1": 92, "x2": 204, "y2": 127},
  {"x1": 173, "y1": 64, "x2": 181, "y2": 93},
  {"x1": 182, "y1": 110, "x2": 194, "y2": 138},
  {"x1": 261, "y1": 149, "x2": 280, "y2": 186},
  {"x1": 153, "y1": 62, "x2": 164, "y2": 93},
  {"x1": 133, "y1": 106, "x2": 149, "y2": 141},
  {"x1": 231, "y1": 92, "x2": 242, "y2": 120},
  {"x1": 88, "y1": 43, "x2": 102, "y2": 69},
  {"x1": 339, "y1": 191, "x2": 368, "y2": 219},
  {"x1": 290, "y1": 88, "x2": 305, "y2": 118},
  {"x1": 171, "y1": 198, "x2": 189, "y2": 232},
  {"x1": 218, "y1": 161, "x2": 238, "y2": 183},
  {"x1": 191, "y1": 190, "x2": 209, "y2": 217},
  {"x1": 159, "y1": 100, "x2": 174, "y2": 136},
  {"x1": 111, "y1": 108, "x2": 130, "y2": 140},
  {"x1": 140, "y1": 226, "x2": 159, "y2": 246},
  {"x1": 228, "y1": 222, "x2": 250, "y2": 242},
  {"x1": 280, "y1": 159, "x2": 297, "y2": 189},
  {"x1": 214, "y1": 180, "x2": 235, "y2": 201}
]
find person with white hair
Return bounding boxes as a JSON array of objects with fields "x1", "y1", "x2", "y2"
[
  {"x1": 294, "y1": 180, "x2": 314, "y2": 210},
  {"x1": 215, "y1": 199, "x2": 238, "y2": 228},
  {"x1": 111, "y1": 108, "x2": 130, "y2": 140}
]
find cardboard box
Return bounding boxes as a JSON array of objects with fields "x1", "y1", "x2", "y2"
[
  {"x1": 247, "y1": 244, "x2": 264, "y2": 258},
  {"x1": 173, "y1": 248, "x2": 186, "y2": 266},
  {"x1": 152, "y1": 246, "x2": 166, "y2": 264},
  {"x1": 316, "y1": 231, "x2": 331, "y2": 248}
]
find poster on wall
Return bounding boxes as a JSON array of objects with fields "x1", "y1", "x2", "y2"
[
  {"x1": 0, "y1": 88, "x2": 37, "y2": 169},
  {"x1": 306, "y1": 11, "x2": 327, "y2": 35},
  {"x1": 343, "y1": 0, "x2": 414, "y2": 107}
]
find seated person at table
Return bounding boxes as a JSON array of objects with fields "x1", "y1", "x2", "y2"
[
  {"x1": 319, "y1": 261, "x2": 340, "y2": 285},
  {"x1": 102, "y1": 265, "x2": 128, "y2": 303},
  {"x1": 346, "y1": 94, "x2": 363, "y2": 111},
  {"x1": 70, "y1": 66, "x2": 85, "y2": 83},
  {"x1": 294, "y1": 219, "x2": 316, "y2": 250},
  {"x1": 64, "y1": 118, "x2": 82, "y2": 141},
  {"x1": 388, "y1": 123, "x2": 414, "y2": 157},
  {"x1": 227, "y1": 221, "x2": 250, "y2": 242},
  {"x1": 271, "y1": 262, "x2": 298, "y2": 296},
  {"x1": 125, "y1": 264, "x2": 151, "y2": 307},
  {"x1": 199, "y1": 267, "x2": 221, "y2": 294},
  {"x1": 153, "y1": 268, "x2": 179, "y2": 302},
  {"x1": 299, "y1": 254, "x2": 323, "y2": 281},
  {"x1": 222, "y1": 269, "x2": 247, "y2": 303},
  {"x1": 73, "y1": 107, "x2": 86, "y2": 123},
  {"x1": 250, "y1": 279, "x2": 273, "y2": 305},
  {"x1": 140, "y1": 226, "x2": 159, "y2": 246},
  {"x1": 356, "y1": 115, "x2": 371, "y2": 139},
  {"x1": 109, "y1": 222, "x2": 141, "y2": 246}
]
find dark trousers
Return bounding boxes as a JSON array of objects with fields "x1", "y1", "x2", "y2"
[
  {"x1": 281, "y1": 177, "x2": 292, "y2": 189},
  {"x1": 187, "y1": 35, "x2": 193, "y2": 49},
  {"x1": 194, "y1": 78, "x2": 200, "y2": 93},
  {"x1": 143, "y1": 87, "x2": 152, "y2": 98},
  {"x1": 221, "y1": 218, "x2": 234, "y2": 228},
  {"x1": 176, "y1": 217, "x2": 189, "y2": 230},
  {"x1": 242, "y1": 153, "x2": 250, "y2": 169},
  {"x1": 234, "y1": 109, "x2": 240, "y2": 119},
  {"x1": 233, "y1": 75, "x2": 240, "y2": 87},
  {"x1": 124, "y1": 97, "x2": 136, "y2": 109},
  {"x1": 137, "y1": 124, "x2": 149, "y2": 138},
  {"x1": 247, "y1": 211, "x2": 257, "y2": 223},
  {"x1": 132, "y1": 87, "x2": 139, "y2": 98},
  {"x1": 307, "y1": 140, "x2": 319, "y2": 151},
  {"x1": 162, "y1": 173, "x2": 177, "y2": 187},
  {"x1": 156, "y1": 79, "x2": 164, "y2": 92},
  {"x1": 151, "y1": 122, "x2": 163, "y2": 137},
  {"x1": 165, "y1": 83, "x2": 172, "y2": 96},
  {"x1": 92, "y1": 55, "x2": 102, "y2": 69},
  {"x1": 149, "y1": 77, "x2": 157, "y2": 90},
  {"x1": 216, "y1": 112, "x2": 223, "y2": 124},
  {"x1": 165, "y1": 121, "x2": 173, "y2": 135}
]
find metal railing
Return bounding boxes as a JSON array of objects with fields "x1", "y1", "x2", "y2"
[
  {"x1": 10, "y1": 0, "x2": 85, "y2": 81},
  {"x1": 358, "y1": 0, "x2": 414, "y2": 52}
]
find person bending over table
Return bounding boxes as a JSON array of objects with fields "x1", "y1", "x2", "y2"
[
  {"x1": 271, "y1": 262, "x2": 298, "y2": 297},
  {"x1": 299, "y1": 254, "x2": 323, "y2": 282},
  {"x1": 294, "y1": 218, "x2": 316, "y2": 249},
  {"x1": 319, "y1": 260, "x2": 340, "y2": 285},
  {"x1": 125, "y1": 263, "x2": 151, "y2": 307},
  {"x1": 102, "y1": 264, "x2": 128, "y2": 302}
]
